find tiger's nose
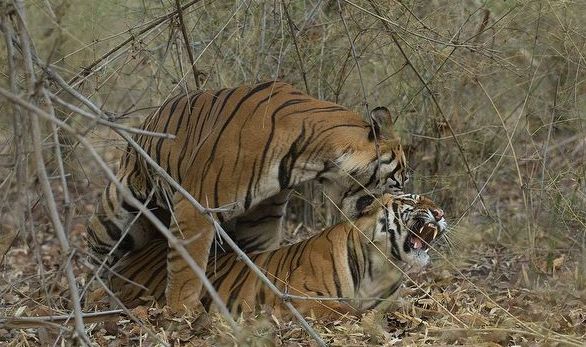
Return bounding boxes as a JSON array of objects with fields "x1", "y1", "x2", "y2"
[{"x1": 432, "y1": 208, "x2": 444, "y2": 221}]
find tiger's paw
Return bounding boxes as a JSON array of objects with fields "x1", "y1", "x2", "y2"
[{"x1": 166, "y1": 286, "x2": 204, "y2": 313}]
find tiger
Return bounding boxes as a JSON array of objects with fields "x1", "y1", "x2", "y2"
[
  {"x1": 86, "y1": 81, "x2": 409, "y2": 311},
  {"x1": 108, "y1": 193, "x2": 446, "y2": 318}
]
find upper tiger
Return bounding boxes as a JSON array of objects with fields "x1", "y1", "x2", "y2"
[{"x1": 86, "y1": 81, "x2": 409, "y2": 310}]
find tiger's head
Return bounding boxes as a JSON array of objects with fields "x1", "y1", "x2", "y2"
[
  {"x1": 353, "y1": 193, "x2": 447, "y2": 270},
  {"x1": 324, "y1": 107, "x2": 409, "y2": 217}
]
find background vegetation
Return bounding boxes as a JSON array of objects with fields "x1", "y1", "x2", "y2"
[{"x1": 1, "y1": 0, "x2": 585, "y2": 345}]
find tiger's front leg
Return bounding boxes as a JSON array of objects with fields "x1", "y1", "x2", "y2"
[{"x1": 166, "y1": 193, "x2": 215, "y2": 312}]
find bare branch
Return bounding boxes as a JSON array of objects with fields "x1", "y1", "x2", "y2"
[
  {"x1": 11, "y1": 1, "x2": 90, "y2": 343},
  {"x1": 175, "y1": 0, "x2": 202, "y2": 88}
]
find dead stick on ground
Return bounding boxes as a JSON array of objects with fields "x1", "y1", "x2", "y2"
[{"x1": 0, "y1": 310, "x2": 123, "y2": 329}]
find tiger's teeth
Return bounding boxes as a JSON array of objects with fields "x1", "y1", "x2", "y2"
[{"x1": 432, "y1": 228, "x2": 438, "y2": 240}]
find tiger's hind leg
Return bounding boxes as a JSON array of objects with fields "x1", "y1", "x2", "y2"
[
  {"x1": 108, "y1": 238, "x2": 168, "y2": 308},
  {"x1": 224, "y1": 190, "x2": 291, "y2": 253}
]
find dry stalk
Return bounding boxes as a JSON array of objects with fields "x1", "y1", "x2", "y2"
[
  {"x1": 343, "y1": 0, "x2": 484, "y2": 50},
  {"x1": 28, "y1": 58, "x2": 91, "y2": 347},
  {"x1": 282, "y1": 0, "x2": 310, "y2": 94},
  {"x1": 66, "y1": 0, "x2": 204, "y2": 87},
  {"x1": 0, "y1": 310, "x2": 123, "y2": 329},
  {"x1": 366, "y1": 0, "x2": 491, "y2": 217},
  {"x1": 1, "y1": 12, "x2": 30, "y2": 276},
  {"x1": 41, "y1": 88, "x2": 75, "y2": 247},
  {"x1": 10, "y1": 1, "x2": 90, "y2": 344},
  {"x1": 161, "y1": 0, "x2": 247, "y2": 101},
  {"x1": 174, "y1": 0, "x2": 201, "y2": 89}
]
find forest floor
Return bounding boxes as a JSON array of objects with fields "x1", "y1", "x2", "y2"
[{"x1": 1, "y1": 183, "x2": 584, "y2": 346}]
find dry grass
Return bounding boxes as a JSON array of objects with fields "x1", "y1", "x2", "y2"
[{"x1": 1, "y1": 0, "x2": 585, "y2": 345}]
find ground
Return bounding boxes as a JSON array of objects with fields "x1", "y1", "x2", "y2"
[{"x1": 1, "y1": 193, "x2": 584, "y2": 345}]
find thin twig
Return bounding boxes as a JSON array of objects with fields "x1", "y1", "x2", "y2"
[
  {"x1": 66, "y1": 0, "x2": 204, "y2": 86},
  {"x1": 343, "y1": 0, "x2": 487, "y2": 50},
  {"x1": 366, "y1": 0, "x2": 490, "y2": 216},
  {"x1": 0, "y1": 310, "x2": 123, "y2": 329},
  {"x1": 1, "y1": 12, "x2": 31, "y2": 291},
  {"x1": 174, "y1": 0, "x2": 201, "y2": 88},
  {"x1": 29, "y1": 80, "x2": 90, "y2": 347},
  {"x1": 282, "y1": 0, "x2": 310, "y2": 94},
  {"x1": 47, "y1": 89, "x2": 175, "y2": 139},
  {"x1": 42, "y1": 88, "x2": 75, "y2": 246},
  {"x1": 540, "y1": 76, "x2": 559, "y2": 203},
  {"x1": 11, "y1": 1, "x2": 90, "y2": 344}
]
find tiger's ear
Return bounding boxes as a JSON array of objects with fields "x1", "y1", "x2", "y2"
[{"x1": 369, "y1": 107, "x2": 394, "y2": 140}]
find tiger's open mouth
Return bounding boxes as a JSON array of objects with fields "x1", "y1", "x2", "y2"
[{"x1": 407, "y1": 221, "x2": 442, "y2": 252}]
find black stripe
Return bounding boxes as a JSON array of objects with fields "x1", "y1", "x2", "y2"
[
  {"x1": 278, "y1": 125, "x2": 306, "y2": 189},
  {"x1": 214, "y1": 162, "x2": 225, "y2": 223},
  {"x1": 199, "y1": 82, "x2": 276, "y2": 199},
  {"x1": 325, "y1": 234, "x2": 343, "y2": 298},
  {"x1": 243, "y1": 158, "x2": 257, "y2": 210},
  {"x1": 347, "y1": 233, "x2": 361, "y2": 290},
  {"x1": 254, "y1": 98, "x2": 306, "y2": 193},
  {"x1": 281, "y1": 105, "x2": 347, "y2": 117},
  {"x1": 232, "y1": 91, "x2": 278, "y2": 171},
  {"x1": 154, "y1": 96, "x2": 183, "y2": 164},
  {"x1": 225, "y1": 262, "x2": 255, "y2": 308}
]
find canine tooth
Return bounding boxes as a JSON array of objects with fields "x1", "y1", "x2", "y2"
[{"x1": 432, "y1": 228, "x2": 438, "y2": 240}]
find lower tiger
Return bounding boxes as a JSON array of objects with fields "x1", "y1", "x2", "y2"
[{"x1": 109, "y1": 193, "x2": 446, "y2": 318}]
